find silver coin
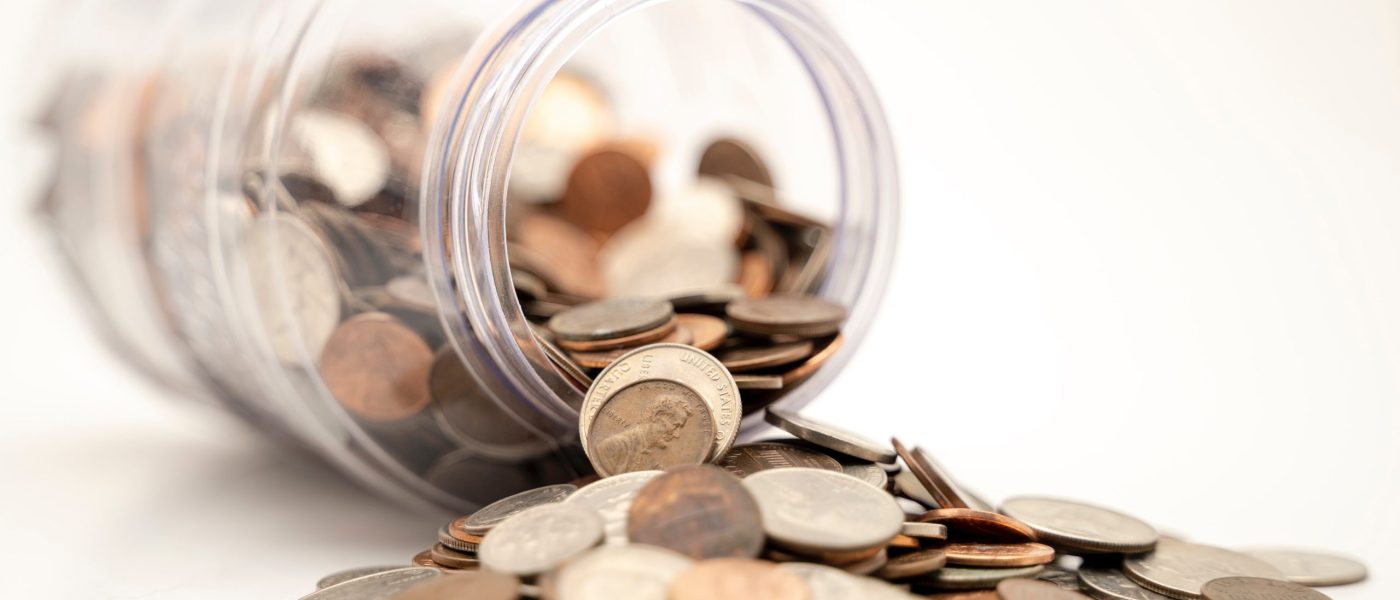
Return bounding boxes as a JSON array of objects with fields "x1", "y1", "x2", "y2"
[
  {"x1": 900, "y1": 522, "x2": 947, "y2": 542},
  {"x1": 1200, "y1": 577, "x2": 1331, "y2": 600},
  {"x1": 550, "y1": 544, "x2": 693, "y2": 600},
  {"x1": 893, "y1": 469, "x2": 939, "y2": 509},
  {"x1": 479, "y1": 503, "x2": 604, "y2": 576},
  {"x1": 924, "y1": 565, "x2": 1046, "y2": 590},
  {"x1": 563, "y1": 470, "x2": 663, "y2": 545},
  {"x1": 437, "y1": 525, "x2": 478, "y2": 553},
  {"x1": 235, "y1": 215, "x2": 342, "y2": 364},
  {"x1": 779, "y1": 562, "x2": 917, "y2": 600},
  {"x1": 1078, "y1": 567, "x2": 1174, "y2": 600},
  {"x1": 599, "y1": 210, "x2": 740, "y2": 299},
  {"x1": 895, "y1": 497, "x2": 928, "y2": 518},
  {"x1": 1242, "y1": 548, "x2": 1368, "y2": 587},
  {"x1": 1123, "y1": 538, "x2": 1284, "y2": 600},
  {"x1": 1000, "y1": 496, "x2": 1159, "y2": 554},
  {"x1": 314, "y1": 566, "x2": 406, "y2": 590},
  {"x1": 298, "y1": 567, "x2": 440, "y2": 600},
  {"x1": 764, "y1": 407, "x2": 895, "y2": 463},
  {"x1": 715, "y1": 442, "x2": 842, "y2": 478},
  {"x1": 289, "y1": 109, "x2": 390, "y2": 207},
  {"x1": 464, "y1": 483, "x2": 577, "y2": 535},
  {"x1": 742, "y1": 468, "x2": 904, "y2": 553},
  {"x1": 840, "y1": 461, "x2": 889, "y2": 490},
  {"x1": 547, "y1": 298, "x2": 674, "y2": 342}
]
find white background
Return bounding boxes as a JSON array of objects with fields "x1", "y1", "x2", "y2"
[{"x1": 2, "y1": 0, "x2": 1397, "y2": 598}]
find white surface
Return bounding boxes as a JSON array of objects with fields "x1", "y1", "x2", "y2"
[{"x1": 2, "y1": 0, "x2": 1398, "y2": 598}]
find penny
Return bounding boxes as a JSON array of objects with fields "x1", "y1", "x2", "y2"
[
  {"x1": 585, "y1": 379, "x2": 715, "y2": 476},
  {"x1": 557, "y1": 316, "x2": 679, "y2": 352},
  {"x1": 430, "y1": 347, "x2": 552, "y2": 459},
  {"x1": 301, "y1": 567, "x2": 441, "y2": 600},
  {"x1": 548, "y1": 298, "x2": 674, "y2": 342},
  {"x1": 547, "y1": 544, "x2": 693, "y2": 600},
  {"x1": 626, "y1": 465, "x2": 765, "y2": 560},
  {"x1": 561, "y1": 471, "x2": 661, "y2": 546},
  {"x1": 766, "y1": 408, "x2": 896, "y2": 463},
  {"x1": 1123, "y1": 538, "x2": 1285, "y2": 600},
  {"x1": 676, "y1": 313, "x2": 729, "y2": 351},
  {"x1": 1200, "y1": 577, "x2": 1331, "y2": 600},
  {"x1": 567, "y1": 324, "x2": 691, "y2": 369},
  {"x1": 892, "y1": 439, "x2": 967, "y2": 509},
  {"x1": 715, "y1": 442, "x2": 843, "y2": 478},
  {"x1": 513, "y1": 211, "x2": 605, "y2": 298},
  {"x1": 726, "y1": 294, "x2": 846, "y2": 338},
  {"x1": 237, "y1": 214, "x2": 342, "y2": 364},
  {"x1": 411, "y1": 550, "x2": 436, "y2": 567},
  {"x1": 429, "y1": 544, "x2": 479, "y2": 569},
  {"x1": 437, "y1": 525, "x2": 479, "y2": 553},
  {"x1": 889, "y1": 534, "x2": 921, "y2": 550},
  {"x1": 559, "y1": 149, "x2": 652, "y2": 237},
  {"x1": 875, "y1": 548, "x2": 947, "y2": 580},
  {"x1": 717, "y1": 340, "x2": 815, "y2": 372},
  {"x1": 320, "y1": 313, "x2": 433, "y2": 422},
  {"x1": 779, "y1": 562, "x2": 914, "y2": 600},
  {"x1": 902, "y1": 522, "x2": 949, "y2": 542},
  {"x1": 738, "y1": 250, "x2": 775, "y2": 297},
  {"x1": 943, "y1": 542, "x2": 1055, "y2": 567},
  {"x1": 996, "y1": 578, "x2": 1092, "y2": 600},
  {"x1": 1000, "y1": 497, "x2": 1158, "y2": 554},
  {"x1": 778, "y1": 334, "x2": 844, "y2": 386},
  {"x1": 462, "y1": 483, "x2": 577, "y2": 535},
  {"x1": 920, "y1": 565, "x2": 1046, "y2": 591},
  {"x1": 840, "y1": 548, "x2": 889, "y2": 576},
  {"x1": 918, "y1": 509, "x2": 1036, "y2": 543},
  {"x1": 698, "y1": 138, "x2": 774, "y2": 189},
  {"x1": 390, "y1": 571, "x2": 520, "y2": 600},
  {"x1": 839, "y1": 461, "x2": 889, "y2": 490},
  {"x1": 1076, "y1": 568, "x2": 1175, "y2": 600},
  {"x1": 1241, "y1": 548, "x2": 1367, "y2": 586},
  {"x1": 743, "y1": 468, "x2": 904, "y2": 554},
  {"x1": 924, "y1": 593, "x2": 998, "y2": 600},
  {"x1": 316, "y1": 566, "x2": 406, "y2": 590},
  {"x1": 478, "y1": 503, "x2": 603, "y2": 576},
  {"x1": 668, "y1": 558, "x2": 810, "y2": 600}
]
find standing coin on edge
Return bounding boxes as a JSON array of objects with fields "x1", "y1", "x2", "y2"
[
  {"x1": 585, "y1": 379, "x2": 715, "y2": 476},
  {"x1": 1200, "y1": 577, "x2": 1332, "y2": 600},
  {"x1": 999, "y1": 496, "x2": 1158, "y2": 554},
  {"x1": 743, "y1": 468, "x2": 904, "y2": 555},
  {"x1": 548, "y1": 544, "x2": 693, "y2": 600},
  {"x1": 668, "y1": 558, "x2": 810, "y2": 600},
  {"x1": 461, "y1": 483, "x2": 577, "y2": 535},
  {"x1": 1123, "y1": 538, "x2": 1284, "y2": 600},
  {"x1": 764, "y1": 407, "x2": 896, "y2": 463},
  {"x1": 299, "y1": 567, "x2": 441, "y2": 600},
  {"x1": 626, "y1": 465, "x2": 765, "y2": 560},
  {"x1": 1241, "y1": 548, "x2": 1367, "y2": 586},
  {"x1": 478, "y1": 503, "x2": 603, "y2": 576}
]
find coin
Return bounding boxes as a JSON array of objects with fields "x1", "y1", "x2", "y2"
[
  {"x1": 316, "y1": 566, "x2": 406, "y2": 590},
  {"x1": 999, "y1": 497, "x2": 1159, "y2": 554},
  {"x1": 918, "y1": 509, "x2": 1036, "y2": 543},
  {"x1": 547, "y1": 544, "x2": 693, "y2": 600},
  {"x1": 698, "y1": 138, "x2": 774, "y2": 189},
  {"x1": 717, "y1": 340, "x2": 815, "y2": 372},
  {"x1": 411, "y1": 550, "x2": 436, "y2": 567},
  {"x1": 676, "y1": 313, "x2": 729, "y2": 351},
  {"x1": 531, "y1": 324, "x2": 593, "y2": 389},
  {"x1": 557, "y1": 317, "x2": 678, "y2": 352},
  {"x1": 839, "y1": 461, "x2": 889, "y2": 490},
  {"x1": 668, "y1": 558, "x2": 809, "y2": 600},
  {"x1": 429, "y1": 543, "x2": 479, "y2": 569},
  {"x1": 236, "y1": 214, "x2": 342, "y2": 364},
  {"x1": 389, "y1": 571, "x2": 520, "y2": 600},
  {"x1": 1199, "y1": 577, "x2": 1331, "y2": 600},
  {"x1": 919, "y1": 565, "x2": 1046, "y2": 591},
  {"x1": 902, "y1": 522, "x2": 948, "y2": 542},
  {"x1": 743, "y1": 468, "x2": 904, "y2": 554},
  {"x1": 726, "y1": 294, "x2": 846, "y2": 338},
  {"x1": 1077, "y1": 567, "x2": 1174, "y2": 600},
  {"x1": 996, "y1": 578, "x2": 1092, "y2": 600},
  {"x1": 892, "y1": 439, "x2": 967, "y2": 509},
  {"x1": 319, "y1": 313, "x2": 433, "y2": 422},
  {"x1": 548, "y1": 298, "x2": 674, "y2": 342},
  {"x1": 765, "y1": 408, "x2": 896, "y2": 463},
  {"x1": 437, "y1": 525, "x2": 479, "y2": 552},
  {"x1": 1241, "y1": 548, "x2": 1367, "y2": 586},
  {"x1": 875, "y1": 548, "x2": 947, "y2": 580},
  {"x1": 290, "y1": 109, "x2": 391, "y2": 206},
  {"x1": 943, "y1": 542, "x2": 1055, "y2": 567},
  {"x1": 626, "y1": 465, "x2": 765, "y2": 560},
  {"x1": 841, "y1": 548, "x2": 889, "y2": 576},
  {"x1": 566, "y1": 324, "x2": 691, "y2": 369},
  {"x1": 715, "y1": 442, "x2": 843, "y2": 478},
  {"x1": 520, "y1": 72, "x2": 615, "y2": 153},
  {"x1": 1123, "y1": 539, "x2": 1285, "y2": 600},
  {"x1": 560, "y1": 149, "x2": 652, "y2": 237},
  {"x1": 778, "y1": 334, "x2": 844, "y2": 386},
  {"x1": 585, "y1": 379, "x2": 715, "y2": 476},
  {"x1": 462, "y1": 483, "x2": 577, "y2": 535},
  {"x1": 563, "y1": 470, "x2": 662, "y2": 545},
  {"x1": 430, "y1": 346, "x2": 552, "y2": 459},
  {"x1": 780, "y1": 562, "x2": 916, "y2": 600},
  {"x1": 300, "y1": 567, "x2": 441, "y2": 600},
  {"x1": 478, "y1": 503, "x2": 603, "y2": 576},
  {"x1": 895, "y1": 469, "x2": 940, "y2": 509},
  {"x1": 513, "y1": 211, "x2": 605, "y2": 298}
]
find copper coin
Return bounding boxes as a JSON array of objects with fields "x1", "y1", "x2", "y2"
[
  {"x1": 892, "y1": 438, "x2": 968, "y2": 509},
  {"x1": 778, "y1": 334, "x2": 843, "y2": 386},
  {"x1": 996, "y1": 578, "x2": 1092, "y2": 600},
  {"x1": 737, "y1": 250, "x2": 775, "y2": 297},
  {"x1": 919, "y1": 509, "x2": 1036, "y2": 543},
  {"x1": 513, "y1": 211, "x2": 604, "y2": 298},
  {"x1": 429, "y1": 544, "x2": 479, "y2": 569},
  {"x1": 567, "y1": 324, "x2": 692, "y2": 369},
  {"x1": 437, "y1": 525, "x2": 479, "y2": 553},
  {"x1": 549, "y1": 298, "x2": 674, "y2": 342},
  {"x1": 889, "y1": 534, "x2": 921, "y2": 550},
  {"x1": 726, "y1": 294, "x2": 846, "y2": 338},
  {"x1": 390, "y1": 571, "x2": 519, "y2": 600},
  {"x1": 717, "y1": 340, "x2": 816, "y2": 372},
  {"x1": 698, "y1": 138, "x2": 774, "y2": 189},
  {"x1": 560, "y1": 149, "x2": 652, "y2": 237},
  {"x1": 446, "y1": 517, "x2": 486, "y2": 544},
  {"x1": 411, "y1": 549, "x2": 436, "y2": 567},
  {"x1": 320, "y1": 313, "x2": 433, "y2": 422},
  {"x1": 840, "y1": 548, "x2": 889, "y2": 576},
  {"x1": 668, "y1": 558, "x2": 809, "y2": 600},
  {"x1": 430, "y1": 347, "x2": 551, "y2": 459},
  {"x1": 944, "y1": 542, "x2": 1055, "y2": 567},
  {"x1": 626, "y1": 465, "x2": 764, "y2": 560},
  {"x1": 925, "y1": 593, "x2": 999, "y2": 600},
  {"x1": 715, "y1": 442, "x2": 843, "y2": 478},
  {"x1": 585, "y1": 380, "x2": 716, "y2": 476},
  {"x1": 875, "y1": 548, "x2": 947, "y2": 580},
  {"x1": 1200, "y1": 577, "x2": 1331, "y2": 600},
  {"x1": 677, "y1": 313, "x2": 729, "y2": 351}
]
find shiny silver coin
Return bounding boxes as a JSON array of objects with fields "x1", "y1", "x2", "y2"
[
  {"x1": 478, "y1": 503, "x2": 604, "y2": 576},
  {"x1": 840, "y1": 461, "x2": 889, "y2": 490},
  {"x1": 742, "y1": 468, "x2": 903, "y2": 553},
  {"x1": 1000, "y1": 496, "x2": 1159, "y2": 554},
  {"x1": 1123, "y1": 538, "x2": 1284, "y2": 600},
  {"x1": 1242, "y1": 548, "x2": 1367, "y2": 587},
  {"x1": 548, "y1": 298, "x2": 674, "y2": 342},
  {"x1": 1078, "y1": 567, "x2": 1174, "y2": 600},
  {"x1": 779, "y1": 562, "x2": 917, "y2": 600},
  {"x1": 563, "y1": 470, "x2": 663, "y2": 545},
  {"x1": 924, "y1": 565, "x2": 1046, "y2": 591},
  {"x1": 437, "y1": 525, "x2": 478, "y2": 553},
  {"x1": 763, "y1": 407, "x2": 895, "y2": 463},
  {"x1": 234, "y1": 215, "x2": 342, "y2": 364},
  {"x1": 463, "y1": 483, "x2": 577, "y2": 535},
  {"x1": 314, "y1": 566, "x2": 406, "y2": 590},
  {"x1": 549, "y1": 544, "x2": 694, "y2": 600},
  {"x1": 1201, "y1": 577, "x2": 1332, "y2": 600},
  {"x1": 299, "y1": 567, "x2": 440, "y2": 600}
]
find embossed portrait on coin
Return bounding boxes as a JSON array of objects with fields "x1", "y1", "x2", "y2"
[{"x1": 587, "y1": 380, "x2": 714, "y2": 475}]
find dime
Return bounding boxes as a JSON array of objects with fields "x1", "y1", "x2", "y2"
[
  {"x1": 429, "y1": 544, "x2": 479, "y2": 569},
  {"x1": 626, "y1": 465, "x2": 765, "y2": 560},
  {"x1": 563, "y1": 470, "x2": 662, "y2": 545},
  {"x1": 715, "y1": 442, "x2": 843, "y2": 478},
  {"x1": 918, "y1": 509, "x2": 1036, "y2": 543},
  {"x1": 299, "y1": 567, "x2": 440, "y2": 600},
  {"x1": 999, "y1": 496, "x2": 1158, "y2": 554},
  {"x1": 547, "y1": 544, "x2": 693, "y2": 600},
  {"x1": 676, "y1": 313, "x2": 729, "y2": 351},
  {"x1": 743, "y1": 468, "x2": 904, "y2": 554},
  {"x1": 996, "y1": 578, "x2": 1092, "y2": 600},
  {"x1": 1123, "y1": 538, "x2": 1285, "y2": 600},
  {"x1": 461, "y1": 483, "x2": 577, "y2": 535},
  {"x1": 390, "y1": 571, "x2": 519, "y2": 600},
  {"x1": 698, "y1": 138, "x2": 774, "y2": 189},
  {"x1": 1199, "y1": 577, "x2": 1331, "y2": 600},
  {"x1": 1076, "y1": 568, "x2": 1176, "y2": 600},
  {"x1": 559, "y1": 149, "x2": 652, "y2": 237},
  {"x1": 766, "y1": 408, "x2": 896, "y2": 463},
  {"x1": 585, "y1": 379, "x2": 715, "y2": 476},
  {"x1": 734, "y1": 374, "x2": 784, "y2": 390},
  {"x1": 316, "y1": 566, "x2": 405, "y2": 590},
  {"x1": 237, "y1": 214, "x2": 342, "y2": 364},
  {"x1": 548, "y1": 298, "x2": 674, "y2": 342},
  {"x1": 1241, "y1": 548, "x2": 1367, "y2": 586},
  {"x1": 320, "y1": 313, "x2": 433, "y2": 422},
  {"x1": 902, "y1": 522, "x2": 949, "y2": 542},
  {"x1": 943, "y1": 542, "x2": 1055, "y2": 567},
  {"x1": 668, "y1": 558, "x2": 809, "y2": 600},
  {"x1": 892, "y1": 439, "x2": 967, "y2": 509},
  {"x1": 430, "y1": 346, "x2": 552, "y2": 459},
  {"x1": 919, "y1": 565, "x2": 1046, "y2": 591},
  {"x1": 726, "y1": 294, "x2": 846, "y2": 338},
  {"x1": 478, "y1": 503, "x2": 603, "y2": 576},
  {"x1": 875, "y1": 548, "x2": 947, "y2": 580},
  {"x1": 779, "y1": 562, "x2": 916, "y2": 600},
  {"x1": 717, "y1": 341, "x2": 815, "y2": 372},
  {"x1": 290, "y1": 109, "x2": 391, "y2": 206}
]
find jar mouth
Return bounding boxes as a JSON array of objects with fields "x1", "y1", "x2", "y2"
[{"x1": 424, "y1": 0, "x2": 899, "y2": 439}]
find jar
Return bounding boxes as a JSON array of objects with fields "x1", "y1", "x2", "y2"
[{"x1": 33, "y1": 0, "x2": 898, "y2": 514}]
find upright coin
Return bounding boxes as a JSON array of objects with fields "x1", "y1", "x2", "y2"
[
  {"x1": 743, "y1": 468, "x2": 904, "y2": 554},
  {"x1": 715, "y1": 442, "x2": 842, "y2": 478},
  {"x1": 780, "y1": 562, "x2": 915, "y2": 600},
  {"x1": 892, "y1": 439, "x2": 967, "y2": 509},
  {"x1": 563, "y1": 470, "x2": 662, "y2": 545},
  {"x1": 1200, "y1": 577, "x2": 1331, "y2": 600},
  {"x1": 918, "y1": 509, "x2": 1036, "y2": 543},
  {"x1": 668, "y1": 558, "x2": 809, "y2": 600},
  {"x1": 478, "y1": 503, "x2": 603, "y2": 576},
  {"x1": 299, "y1": 567, "x2": 440, "y2": 600},
  {"x1": 1077, "y1": 567, "x2": 1174, "y2": 600},
  {"x1": 316, "y1": 566, "x2": 407, "y2": 590},
  {"x1": 727, "y1": 294, "x2": 846, "y2": 338},
  {"x1": 462, "y1": 483, "x2": 577, "y2": 535},
  {"x1": 676, "y1": 313, "x2": 729, "y2": 351},
  {"x1": 1123, "y1": 538, "x2": 1285, "y2": 600},
  {"x1": 944, "y1": 542, "x2": 1055, "y2": 567},
  {"x1": 1241, "y1": 549, "x2": 1367, "y2": 586},
  {"x1": 626, "y1": 465, "x2": 764, "y2": 560},
  {"x1": 320, "y1": 313, "x2": 433, "y2": 422},
  {"x1": 548, "y1": 298, "x2": 673, "y2": 343},
  {"x1": 996, "y1": 578, "x2": 1092, "y2": 600},
  {"x1": 698, "y1": 138, "x2": 774, "y2": 189},
  {"x1": 238, "y1": 215, "x2": 342, "y2": 364},
  {"x1": 999, "y1": 496, "x2": 1158, "y2": 554},
  {"x1": 560, "y1": 149, "x2": 652, "y2": 237},
  {"x1": 548, "y1": 544, "x2": 693, "y2": 600},
  {"x1": 389, "y1": 571, "x2": 519, "y2": 600},
  {"x1": 765, "y1": 408, "x2": 896, "y2": 463},
  {"x1": 585, "y1": 379, "x2": 714, "y2": 476}
]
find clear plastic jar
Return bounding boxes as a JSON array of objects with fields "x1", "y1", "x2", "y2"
[{"x1": 34, "y1": 0, "x2": 898, "y2": 513}]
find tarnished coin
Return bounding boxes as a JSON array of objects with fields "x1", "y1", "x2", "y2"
[
  {"x1": 668, "y1": 558, "x2": 810, "y2": 600},
  {"x1": 478, "y1": 503, "x2": 603, "y2": 576},
  {"x1": 996, "y1": 578, "x2": 1092, "y2": 600},
  {"x1": 717, "y1": 341, "x2": 815, "y2": 372},
  {"x1": 1077, "y1": 567, "x2": 1173, "y2": 600},
  {"x1": 765, "y1": 408, "x2": 895, "y2": 463},
  {"x1": 299, "y1": 567, "x2": 441, "y2": 600},
  {"x1": 549, "y1": 298, "x2": 674, "y2": 342},
  {"x1": 626, "y1": 465, "x2": 764, "y2": 560},
  {"x1": 563, "y1": 470, "x2": 662, "y2": 545},
  {"x1": 902, "y1": 522, "x2": 949, "y2": 542},
  {"x1": 1200, "y1": 577, "x2": 1331, "y2": 600},
  {"x1": 918, "y1": 508, "x2": 1036, "y2": 543},
  {"x1": 780, "y1": 562, "x2": 916, "y2": 600},
  {"x1": 316, "y1": 566, "x2": 406, "y2": 590},
  {"x1": 429, "y1": 543, "x2": 478, "y2": 569},
  {"x1": 1123, "y1": 538, "x2": 1285, "y2": 600},
  {"x1": 389, "y1": 571, "x2": 519, "y2": 600},
  {"x1": 320, "y1": 313, "x2": 433, "y2": 422},
  {"x1": 462, "y1": 483, "x2": 577, "y2": 535},
  {"x1": 715, "y1": 442, "x2": 842, "y2": 478},
  {"x1": 557, "y1": 317, "x2": 679, "y2": 352},
  {"x1": 876, "y1": 548, "x2": 947, "y2": 580},
  {"x1": 586, "y1": 379, "x2": 715, "y2": 476},
  {"x1": 726, "y1": 294, "x2": 846, "y2": 338},
  {"x1": 237, "y1": 214, "x2": 342, "y2": 364},
  {"x1": 677, "y1": 313, "x2": 729, "y2": 351},
  {"x1": 1242, "y1": 548, "x2": 1367, "y2": 586},
  {"x1": 922, "y1": 565, "x2": 1046, "y2": 591},
  {"x1": 944, "y1": 542, "x2": 1055, "y2": 567},
  {"x1": 560, "y1": 149, "x2": 652, "y2": 237},
  {"x1": 698, "y1": 137, "x2": 774, "y2": 189},
  {"x1": 1000, "y1": 496, "x2": 1158, "y2": 554},
  {"x1": 743, "y1": 468, "x2": 904, "y2": 554},
  {"x1": 548, "y1": 544, "x2": 693, "y2": 600}
]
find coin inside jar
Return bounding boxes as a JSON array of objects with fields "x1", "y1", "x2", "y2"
[
  {"x1": 717, "y1": 340, "x2": 815, "y2": 372},
  {"x1": 676, "y1": 313, "x2": 729, "y2": 351},
  {"x1": 585, "y1": 379, "x2": 715, "y2": 476},
  {"x1": 548, "y1": 298, "x2": 674, "y2": 343},
  {"x1": 698, "y1": 137, "x2": 774, "y2": 189},
  {"x1": 319, "y1": 312, "x2": 433, "y2": 422},
  {"x1": 559, "y1": 148, "x2": 653, "y2": 238},
  {"x1": 626, "y1": 465, "x2": 765, "y2": 560},
  {"x1": 726, "y1": 294, "x2": 847, "y2": 338}
]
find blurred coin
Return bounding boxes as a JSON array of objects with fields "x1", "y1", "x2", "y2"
[
  {"x1": 560, "y1": 149, "x2": 652, "y2": 238},
  {"x1": 566, "y1": 324, "x2": 690, "y2": 368},
  {"x1": 727, "y1": 294, "x2": 846, "y2": 338},
  {"x1": 1000, "y1": 497, "x2": 1158, "y2": 554},
  {"x1": 320, "y1": 313, "x2": 433, "y2": 422},
  {"x1": 668, "y1": 558, "x2": 808, "y2": 600},
  {"x1": 698, "y1": 138, "x2": 774, "y2": 189},
  {"x1": 430, "y1": 347, "x2": 552, "y2": 460},
  {"x1": 765, "y1": 408, "x2": 895, "y2": 463},
  {"x1": 1200, "y1": 577, "x2": 1330, "y2": 600},
  {"x1": 902, "y1": 522, "x2": 949, "y2": 543},
  {"x1": 521, "y1": 72, "x2": 615, "y2": 154},
  {"x1": 548, "y1": 544, "x2": 693, "y2": 600},
  {"x1": 717, "y1": 340, "x2": 815, "y2": 372},
  {"x1": 236, "y1": 214, "x2": 343, "y2": 364},
  {"x1": 627, "y1": 465, "x2": 765, "y2": 560},
  {"x1": 839, "y1": 461, "x2": 888, "y2": 490},
  {"x1": 300, "y1": 567, "x2": 440, "y2": 600},
  {"x1": 676, "y1": 313, "x2": 729, "y2": 351},
  {"x1": 462, "y1": 483, "x2": 576, "y2": 535},
  {"x1": 290, "y1": 109, "x2": 390, "y2": 207},
  {"x1": 389, "y1": 571, "x2": 519, "y2": 600},
  {"x1": 1123, "y1": 538, "x2": 1284, "y2": 600},
  {"x1": 585, "y1": 379, "x2": 715, "y2": 476},
  {"x1": 996, "y1": 578, "x2": 1091, "y2": 600},
  {"x1": 600, "y1": 227, "x2": 739, "y2": 299},
  {"x1": 563, "y1": 470, "x2": 662, "y2": 545},
  {"x1": 944, "y1": 542, "x2": 1055, "y2": 567},
  {"x1": 733, "y1": 374, "x2": 784, "y2": 390},
  {"x1": 840, "y1": 548, "x2": 889, "y2": 576},
  {"x1": 876, "y1": 549, "x2": 947, "y2": 580},
  {"x1": 743, "y1": 468, "x2": 903, "y2": 554},
  {"x1": 895, "y1": 469, "x2": 940, "y2": 509},
  {"x1": 1077, "y1": 567, "x2": 1174, "y2": 600},
  {"x1": 738, "y1": 250, "x2": 775, "y2": 297},
  {"x1": 478, "y1": 503, "x2": 603, "y2": 576},
  {"x1": 921, "y1": 565, "x2": 1045, "y2": 591},
  {"x1": 557, "y1": 316, "x2": 677, "y2": 352},
  {"x1": 549, "y1": 298, "x2": 673, "y2": 342},
  {"x1": 513, "y1": 211, "x2": 604, "y2": 298},
  {"x1": 317, "y1": 566, "x2": 406, "y2": 590},
  {"x1": 780, "y1": 562, "x2": 916, "y2": 600},
  {"x1": 892, "y1": 439, "x2": 970, "y2": 509},
  {"x1": 411, "y1": 550, "x2": 436, "y2": 567},
  {"x1": 918, "y1": 509, "x2": 1036, "y2": 544},
  {"x1": 715, "y1": 442, "x2": 842, "y2": 478},
  {"x1": 436, "y1": 525, "x2": 478, "y2": 553},
  {"x1": 1241, "y1": 548, "x2": 1367, "y2": 586},
  {"x1": 778, "y1": 334, "x2": 843, "y2": 386},
  {"x1": 429, "y1": 543, "x2": 478, "y2": 569},
  {"x1": 668, "y1": 286, "x2": 746, "y2": 314}
]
